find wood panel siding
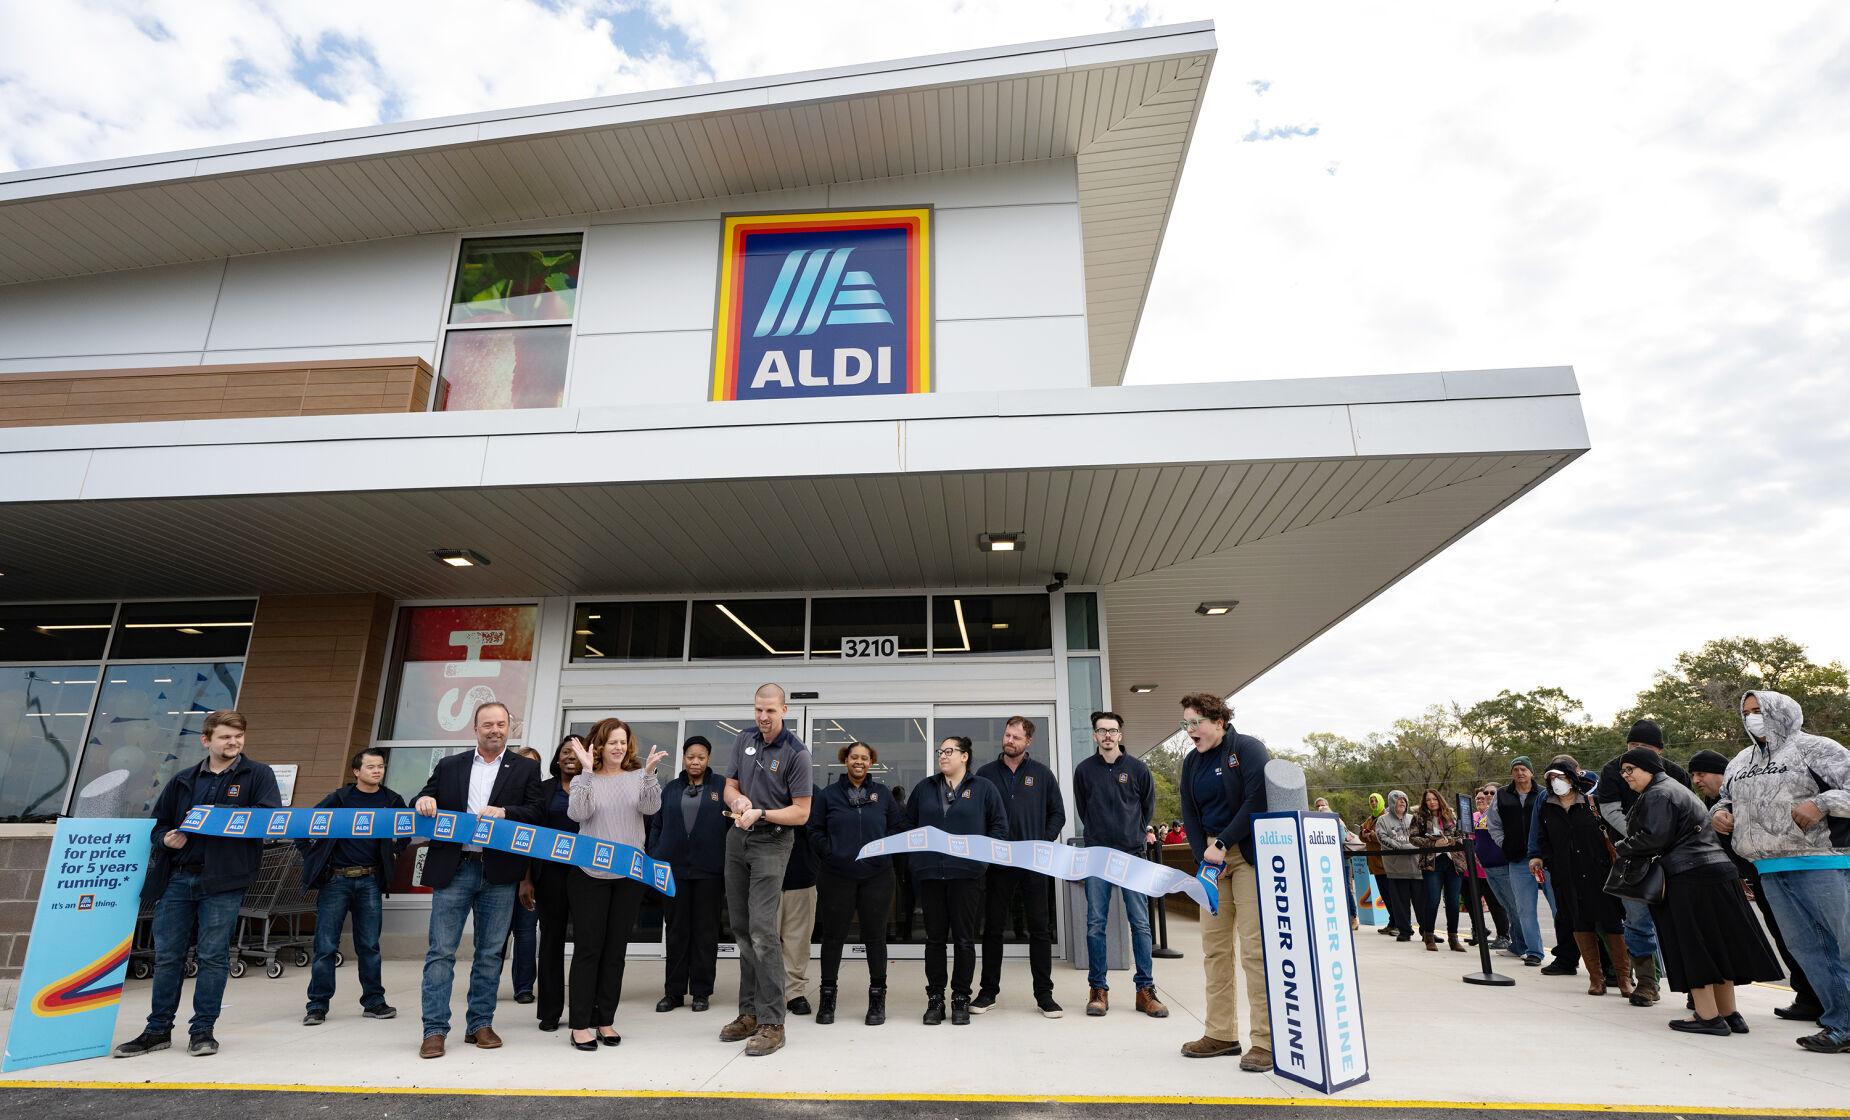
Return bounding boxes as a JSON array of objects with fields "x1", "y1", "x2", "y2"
[
  {"x1": 0, "y1": 357, "x2": 433, "y2": 427},
  {"x1": 236, "y1": 594, "x2": 396, "y2": 805}
]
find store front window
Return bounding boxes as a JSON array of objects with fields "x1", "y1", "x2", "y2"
[{"x1": 377, "y1": 603, "x2": 538, "y2": 796}]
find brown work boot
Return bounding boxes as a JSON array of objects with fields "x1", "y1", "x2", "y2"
[
  {"x1": 719, "y1": 1014, "x2": 758, "y2": 1042},
  {"x1": 1180, "y1": 1035, "x2": 1241, "y2": 1058},
  {"x1": 418, "y1": 1034, "x2": 445, "y2": 1059},
  {"x1": 463, "y1": 1025, "x2": 502, "y2": 1049},
  {"x1": 1136, "y1": 988, "x2": 1170, "y2": 1018},
  {"x1": 1086, "y1": 987, "x2": 1108, "y2": 1016},
  {"x1": 1631, "y1": 962, "x2": 1661, "y2": 1006},
  {"x1": 1239, "y1": 1045, "x2": 1274, "y2": 1072},
  {"x1": 744, "y1": 1024, "x2": 785, "y2": 1056}
]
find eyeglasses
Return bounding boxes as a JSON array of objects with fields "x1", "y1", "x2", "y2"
[
  {"x1": 1178, "y1": 717, "x2": 1208, "y2": 730},
  {"x1": 936, "y1": 747, "x2": 961, "y2": 756},
  {"x1": 1094, "y1": 729, "x2": 1123, "y2": 738}
]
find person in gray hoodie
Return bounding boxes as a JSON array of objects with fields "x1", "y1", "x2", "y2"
[
  {"x1": 1712, "y1": 690, "x2": 1850, "y2": 1054},
  {"x1": 1374, "y1": 790, "x2": 1427, "y2": 943}
]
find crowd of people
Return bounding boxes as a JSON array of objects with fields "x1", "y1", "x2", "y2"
[
  {"x1": 107, "y1": 687, "x2": 1283, "y2": 1073},
  {"x1": 1344, "y1": 698, "x2": 1850, "y2": 1052}
]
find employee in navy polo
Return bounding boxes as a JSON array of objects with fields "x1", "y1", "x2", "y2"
[
  {"x1": 115, "y1": 709, "x2": 280, "y2": 1059},
  {"x1": 973, "y1": 715, "x2": 1066, "y2": 1017},
  {"x1": 1177, "y1": 692, "x2": 1271, "y2": 1070},
  {"x1": 720, "y1": 683, "x2": 815, "y2": 1057},
  {"x1": 412, "y1": 701, "x2": 544, "y2": 1059},
  {"x1": 297, "y1": 746, "x2": 409, "y2": 1026},
  {"x1": 1072, "y1": 710, "x2": 1167, "y2": 1019}
]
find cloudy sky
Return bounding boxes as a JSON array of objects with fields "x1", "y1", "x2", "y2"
[{"x1": 4, "y1": 2, "x2": 1845, "y2": 751}]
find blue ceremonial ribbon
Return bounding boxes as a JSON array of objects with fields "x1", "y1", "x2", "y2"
[
  {"x1": 177, "y1": 806, "x2": 675, "y2": 896},
  {"x1": 855, "y1": 826, "x2": 1219, "y2": 915}
]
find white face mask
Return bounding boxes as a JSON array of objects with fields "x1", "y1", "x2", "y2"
[
  {"x1": 1549, "y1": 777, "x2": 1572, "y2": 796},
  {"x1": 1744, "y1": 713, "x2": 1766, "y2": 739}
]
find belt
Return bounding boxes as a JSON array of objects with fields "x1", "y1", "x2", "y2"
[
  {"x1": 334, "y1": 865, "x2": 375, "y2": 878},
  {"x1": 460, "y1": 851, "x2": 484, "y2": 862}
]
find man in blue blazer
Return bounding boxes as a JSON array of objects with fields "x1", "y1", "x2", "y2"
[{"x1": 412, "y1": 702, "x2": 544, "y2": 1058}]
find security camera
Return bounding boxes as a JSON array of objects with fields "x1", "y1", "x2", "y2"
[{"x1": 1045, "y1": 571, "x2": 1069, "y2": 594}]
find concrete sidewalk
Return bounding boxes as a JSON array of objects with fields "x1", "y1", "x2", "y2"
[{"x1": 3, "y1": 913, "x2": 1847, "y2": 1112}]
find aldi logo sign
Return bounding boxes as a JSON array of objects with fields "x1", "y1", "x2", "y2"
[{"x1": 712, "y1": 208, "x2": 931, "y2": 401}]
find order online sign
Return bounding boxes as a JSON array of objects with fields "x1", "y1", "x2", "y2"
[{"x1": 712, "y1": 208, "x2": 931, "y2": 401}]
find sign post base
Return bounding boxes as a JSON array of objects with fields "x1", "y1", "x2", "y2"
[{"x1": 1462, "y1": 971, "x2": 1517, "y2": 987}]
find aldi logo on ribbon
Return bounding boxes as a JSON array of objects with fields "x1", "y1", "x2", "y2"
[
  {"x1": 511, "y1": 827, "x2": 535, "y2": 854},
  {"x1": 592, "y1": 843, "x2": 615, "y2": 871},
  {"x1": 352, "y1": 812, "x2": 374, "y2": 836},
  {"x1": 471, "y1": 819, "x2": 495, "y2": 846},
  {"x1": 310, "y1": 812, "x2": 334, "y2": 836},
  {"x1": 265, "y1": 812, "x2": 291, "y2": 836},
  {"x1": 551, "y1": 835, "x2": 575, "y2": 861},
  {"x1": 182, "y1": 808, "x2": 210, "y2": 830},
  {"x1": 394, "y1": 811, "x2": 416, "y2": 837},
  {"x1": 712, "y1": 208, "x2": 931, "y2": 401},
  {"x1": 224, "y1": 811, "x2": 251, "y2": 836},
  {"x1": 433, "y1": 815, "x2": 457, "y2": 841}
]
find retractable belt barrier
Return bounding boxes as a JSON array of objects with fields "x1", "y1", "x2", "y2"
[
  {"x1": 855, "y1": 826, "x2": 1221, "y2": 914},
  {"x1": 178, "y1": 805, "x2": 676, "y2": 896}
]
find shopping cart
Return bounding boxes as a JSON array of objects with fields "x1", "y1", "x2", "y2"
[{"x1": 231, "y1": 841, "x2": 331, "y2": 978}]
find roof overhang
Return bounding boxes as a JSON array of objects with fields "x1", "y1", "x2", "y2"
[
  {"x1": 0, "y1": 366, "x2": 1587, "y2": 742},
  {"x1": 0, "y1": 22, "x2": 1218, "y2": 386}
]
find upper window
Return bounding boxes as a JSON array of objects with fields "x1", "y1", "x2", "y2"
[
  {"x1": 0, "y1": 602, "x2": 115, "y2": 661},
  {"x1": 109, "y1": 600, "x2": 255, "y2": 660},
  {"x1": 690, "y1": 599, "x2": 805, "y2": 660},
  {"x1": 571, "y1": 601, "x2": 687, "y2": 662},
  {"x1": 810, "y1": 596, "x2": 927, "y2": 658},
  {"x1": 932, "y1": 594, "x2": 1053, "y2": 656},
  {"x1": 1064, "y1": 592, "x2": 1101, "y2": 651},
  {"x1": 436, "y1": 234, "x2": 582, "y2": 412}
]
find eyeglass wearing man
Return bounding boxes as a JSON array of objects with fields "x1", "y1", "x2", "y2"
[{"x1": 1071, "y1": 711, "x2": 1166, "y2": 1019}]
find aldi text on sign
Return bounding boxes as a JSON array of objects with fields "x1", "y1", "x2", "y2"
[
  {"x1": 712, "y1": 208, "x2": 931, "y2": 401},
  {"x1": 1253, "y1": 811, "x2": 1370, "y2": 1094}
]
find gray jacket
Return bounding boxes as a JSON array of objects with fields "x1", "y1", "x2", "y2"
[
  {"x1": 1374, "y1": 790, "x2": 1420, "y2": 879},
  {"x1": 1714, "y1": 691, "x2": 1850, "y2": 865}
]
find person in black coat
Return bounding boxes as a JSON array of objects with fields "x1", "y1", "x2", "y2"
[
  {"x1": 411, "y1": 702, "x2": 544, "y2": 1058},
  {"x1": 648, "y1": 736, "x2": 730, "y2": 1013},
  {"x1": 522, "y1": 736, "x2": 584, "y2": 1030},
  {"x1": 297, "y1": 747, "x2": 409, "y2": 1026},
  {"x1": 807, "y1": 741, "x2": 904, "y2": 1025},
  {"x1": 903, "y1": 735, "x2": 1008, "y2": 1026},
  {"x1": 973, "y1": 715, "x2": 1066, "y2": 1016},
  {"x1": 1528, "y1": 754, "x2": 1629, "y2": 997}
]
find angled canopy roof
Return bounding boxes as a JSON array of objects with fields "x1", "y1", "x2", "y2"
[{"x1": 0, "y1": 22, "x2": 1218, "y2": 386}]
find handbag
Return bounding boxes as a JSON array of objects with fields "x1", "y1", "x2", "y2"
[{"x1": 1605, "y1": 854, "x2": 1665, "y2": 903}]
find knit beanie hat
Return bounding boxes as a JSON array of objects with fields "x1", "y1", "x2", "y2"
[
  {"x1": 1687, "y1": 749, "x2": 1730, "y2": 775},
  {"x1": 1621, "y1": 747, "x2": 1665, "y2": 775},
  {"x1": 1626, "y1": 720, "x2": 1665, "y2": 750},
  {"x1": 1510, "y1": 755, "x2": 1532, "y2": 773}
]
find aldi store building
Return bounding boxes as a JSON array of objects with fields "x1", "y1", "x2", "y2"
[{"x1": 0, "y1": 22, "x2": 1588, "y2": 975}]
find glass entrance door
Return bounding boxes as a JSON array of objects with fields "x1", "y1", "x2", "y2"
[{"x1": 563, "y1": 710, "x2": 682, "y2": 957}]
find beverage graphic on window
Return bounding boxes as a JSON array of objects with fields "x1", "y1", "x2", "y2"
[
  {"x1": 387, "y1": 606, "x2": 537, "y2": 740},
  {"x1": 438, "y1": 236, "x2": 581, "y2": 412}
]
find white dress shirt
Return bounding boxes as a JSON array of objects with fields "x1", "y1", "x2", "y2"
[{"x1": 463, "y1": 748, "x2": 502, "y2": 852}]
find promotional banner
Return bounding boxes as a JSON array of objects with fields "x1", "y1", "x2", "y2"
[
  {"x1": 1254, "y1": 811, "x2": 1370, "y2": 1095},
  {"x1": 178, "y1": 806, "x2": 675, "y2": 896},
  {"x1": 855, "y1": 826, "x2": 1220, "y2": 914},
  {"x1": 3, "y1": 819, "x2": 148, "y2": 1072},
  {"x1": 1352, "y1": 856, "x2": 1389, "y2": 926}
]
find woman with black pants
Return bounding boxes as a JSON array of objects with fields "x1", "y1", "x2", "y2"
[
  {"x1": 525, "y1": 736, "x2": 583, "y2": 1032},
  {"x1": 649, "y1": 736, "x2": 729, "y2": 1014},
  {"x1": 904, "y1": 736, "x2": 1007, "y2": 1026},
  {"x1": 563, "y1": 718, "x2": 666, "y2": 1050},
  {"x1": 808, "y1": 741, "x2": 904, "y2": 1025}
]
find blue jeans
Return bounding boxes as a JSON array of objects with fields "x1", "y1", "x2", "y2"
[
  {"x1": 1619, "y1": 895, "x2": 1659, "y2": 961},
  {"x1": 507, "y1": 895, "x2": 538, "y2": 997},
  {"x1": 1083, "y1": 877, "x2": 1153, "y2": 991},
  {"x1": 1760, "y1": 866, "x2": 1850, "y2": 1034},
  {"x1": 147, "y1": 870, "x2": 244, "y2": 1036},
  {"x1": 307, "y1": 874, "x2": 386, "y2": 1014},
  {"x1": 421, "y1": 859, "x2": 516, "y2": 1037},
  {"x1": 1502, "y1": 863, "x2": 1556, "y2": 960},
  {"x1": 1482, "y1": 864, "x2": 1517, "y2": 941},
  {"x1": 1419, "y1": 862, "x2": 1463, "y2": 935}
]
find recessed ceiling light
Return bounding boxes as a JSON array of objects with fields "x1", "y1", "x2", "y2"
[
  {"x1": 1195, "y1": 601, "x2": 1238, "y2": 616},
  {"x1": 991, "y1": 622, "x2": 1009, "y2": 630},
  {"x1": 1129, "y1": 684, "x2": 1157, "y2": 694},
  {"x1": 977, "y1": 532, "x2": 1024, "y2": 553},
  {"x1": 177, "y1": 628, "x2": 203, "y2": 635},
  {"x1": 429, "y1": 548, "x2": 490, "y2": 568},
  {"x1": 574, "y1": 629, "x2": 593, "y2": 635},
  {"x1": 586, "y1": 614, "x2": 601, "y2": 620}
]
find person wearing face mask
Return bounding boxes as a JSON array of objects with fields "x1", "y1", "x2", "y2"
[
  {"x1": 1596, "y1": 720, "x2": 1692, "y2": 1007},
  {"x1": 808, "y1": 741, "x2": 904, "y2": 1026},
  {"x1": 1372, "y1": 790, "x2": 1426, "y2": 945},
  {"x1": 1688, "y1": 749, "x2": 1821, "y2": 1023},
  {"x1": 1529, "y1": 754, "x2": 1630, "y2": 997},
  {"x1": 1711, "y1": 691, "x2": 1850, "y2": 1054},
  {"x1": 650, "y1": 736, "x2": 729, "y2": 1014}
]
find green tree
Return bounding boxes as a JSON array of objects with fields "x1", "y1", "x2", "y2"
[{"x1": 1618, "y1": 636, "x2": 1849, "y2": 752}]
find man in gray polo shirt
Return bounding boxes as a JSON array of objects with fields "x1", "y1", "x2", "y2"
[{"x1": 721, "y1": 683, "x2": 814, "y2": 1056}]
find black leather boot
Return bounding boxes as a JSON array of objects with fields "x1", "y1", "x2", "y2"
[
  {"x1": 951, "y1": 995, "x2": 971, "y2": 1025},
  {"x1": 923, "y1": 992, "x2": 945, "y2": 1025},
  {"x1": 815, "y1": 986, "x2": 837, "y2": 1025},
  {"x1": 865, "y1": 986, "x2": 887, "y2": 1026}
]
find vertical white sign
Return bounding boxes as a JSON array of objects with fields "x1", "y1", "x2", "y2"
[{"x1": 1254, "y1": 811, "x2": 1371, "y2": 1094}]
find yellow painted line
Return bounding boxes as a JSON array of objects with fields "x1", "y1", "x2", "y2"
[{"x1": 1, "y1": 1081, "x2": 1847, "y2": 1115}]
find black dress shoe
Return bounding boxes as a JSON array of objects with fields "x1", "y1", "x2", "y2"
[
  {"x1": 569, "y1": 1031, "x2": 598, "y2": 1051},
  {"x1": 1774, "y1": 1002, "x2": 1824, "y2": 1022},
  {"x1": 538, "y1": 1019, "x2": 559, "y2": 1032},
  {"x1": 1723, "y1": 1012, "x2": 1749, "y2": 1034},
  {"x1": 1668, "y1": 1015, "x2": 1731, "y2": 1036},
  {"x1": 515, "y1": 991, "x2": 535, "y2": 1005},
  {"x1": 656, "y1": 995, "x2": 684, "y2": 1013},
  {"x1": 787, "y1": 996, "x2": 812, "y2": 1015},
  {"x1": 692, "y1": 996, "x2": 710, "y2": 1012},
  {"x1": 599, "y1": 1031, "x2": 621, "y2": 1047}
]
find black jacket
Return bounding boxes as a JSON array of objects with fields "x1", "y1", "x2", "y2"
[
  {"x1": 415, "y1": 749, "x2": 545, "y2": 888},
  {"x1": 976, "y1": 755, "x2": 1066, "y2": 843},
  {"x1": 1534, "y1": 795, "x2": 1613, "y2": 879},
  {"x1": 782, "y1": 787, "x2": 823, "y2": 890},
  {"x1": 295, "y1": 784, "x2": 410, "y2": 895},
  {"x1": 808, "y1": 774, "x2": 904, "y2": 879},
  {"x1": 1073, "y1": 751, "x2": 1155, "y2": 854},
  {"x1": 142, "y1": 754, "x2": 282, "y2": 903},
  {"x1": 646, "y1": 773, "x2": 728, "y2": 880},
  {"x1": 902, "y1": 772, "x2": 1008, "y2": 880},
  {"x1": 1178, "y1": 728, "x2": 1270, "y2": 866},
  {"x1": 1494, "y1": 783, "x2": 1541, "y2": 863},
  {"x1": 1617, "y1": 773, "x2": 1734, "y2": 877}
]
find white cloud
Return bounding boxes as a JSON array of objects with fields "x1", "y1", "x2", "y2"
[{"x1": 1, "y1": 0, "x2": 1844, "y2": 754}]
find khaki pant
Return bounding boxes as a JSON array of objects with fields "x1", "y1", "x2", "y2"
[
  {"x1": 779, "y1": 885, "x2": 816, "y2": 998},
  {"x1": 1201, "y1": 850, "x2": 1270, "y2": 1049}
]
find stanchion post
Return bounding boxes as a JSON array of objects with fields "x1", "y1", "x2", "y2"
[
  {"x1": 1146, "y1": 839, "x2": 1184, "y2": 958},
  {"x1": 1457, "y1": 794, "x2": 1513, "y2": 987}
]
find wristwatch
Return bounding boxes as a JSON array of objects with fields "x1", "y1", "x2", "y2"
[{"x1": 1209, "y1": 837, "x2": 1226, "y2": 853}]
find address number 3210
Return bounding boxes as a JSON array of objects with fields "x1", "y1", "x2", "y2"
[{"x1": 840, "y1": 636, "x2": 900, "y2": 659}]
